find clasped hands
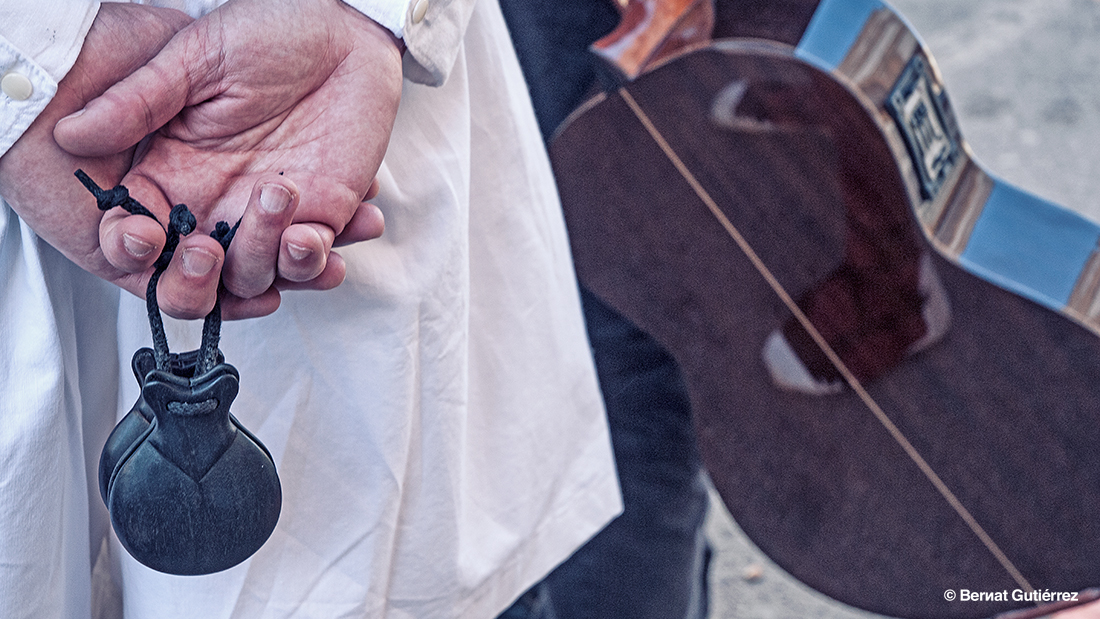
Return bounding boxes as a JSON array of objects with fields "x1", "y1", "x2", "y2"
[{"x1": 0, "y1": 0, "x2": 404, "y2": 319}]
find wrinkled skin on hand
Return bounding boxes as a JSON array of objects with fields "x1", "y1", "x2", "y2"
[
  {"x1": 0, "y1": 3, "x2": 192, "y2": 298},
  {"x1": 55, "y1": 0, "x2": 402, "y2": 319}
]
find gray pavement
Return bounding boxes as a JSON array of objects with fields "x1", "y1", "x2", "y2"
[{"x1": 704, "y1": 1, "x2": 1100, "y2": 617}]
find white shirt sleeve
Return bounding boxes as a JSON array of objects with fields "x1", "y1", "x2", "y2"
[
  {"x1": 0, "y1": 1, "x2": 99, "y2": 156},
  {"x1": 342, "y1": 0, "x2": 413, "y2": 38},
  {"x1": 342, "y1": 0, "x2": 476, "y2": 86}
]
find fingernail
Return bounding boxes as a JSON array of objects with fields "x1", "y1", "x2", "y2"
[
  {"x1": 181, "y1": 247, "x2": 218, "y2": 277},
  {"x1": 59, "y1": 107, "x2": 84, "y2": 122},
  {"x1": 286, "y1": 242, "x2": 313, "y2": 261},
  {"x1": 122, "y1": 233, "x2": 156, "y2": 258},
  {"x1": 259, "y1": 184, "x2": 292, "y2": 214}
]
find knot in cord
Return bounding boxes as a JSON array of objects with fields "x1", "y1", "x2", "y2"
[
  {"x1": 210, "y1": 220, "x2": 239, "y2": 249},
  {"x1": 76, "y1": 169, "x2": 240, "y2": 375},
  {"x1": 99, "y1": 186, "x2": 130, "y2": 208},
  {"x1": 170, "y1": 203, "x2": 197, "y2": 237},
  {"x1": 75, "y1": 169, "x2": 155, "y2": 219},
  {"x1": 154, "y1": 204, "x2": 200, "y2": 272}
]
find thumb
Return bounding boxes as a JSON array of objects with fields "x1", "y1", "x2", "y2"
[{"x1": 53, "y1": 42, "x2": 193, "y2": 157}]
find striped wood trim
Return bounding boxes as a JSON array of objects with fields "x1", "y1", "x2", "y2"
[
  {"x1": 931, "y1": 158, "x2": 994, "y2": 256},
  {"x1": 1067, "y1": 243, "x2": 1100, "y2": 330},
  {"x1": 835, "y1": 8, "x2": 919, "y2": 105},
  {"x1": 834, "y1": 8, "x2": 987, "y2": 254}
]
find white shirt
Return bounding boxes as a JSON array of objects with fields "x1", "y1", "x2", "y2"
[{"x1": 0, "y1": 1, "x2": 621, "y2": 617}]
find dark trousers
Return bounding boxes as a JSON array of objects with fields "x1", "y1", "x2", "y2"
[{"x1": 496, "y1": 1, "x2": 711, "y2": 616}]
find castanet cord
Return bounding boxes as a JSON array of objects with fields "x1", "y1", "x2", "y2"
[{"x1": 75, "y1": 170, "x2": 239, "y2": 376}]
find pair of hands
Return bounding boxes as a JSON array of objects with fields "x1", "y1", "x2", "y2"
[{"x1": 0, "y1": 0, "x2": 404, "y2": 319}]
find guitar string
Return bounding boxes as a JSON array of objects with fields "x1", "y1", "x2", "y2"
[{"x1": 616, "y1": 86, "x2": 1035, "y2": 594}]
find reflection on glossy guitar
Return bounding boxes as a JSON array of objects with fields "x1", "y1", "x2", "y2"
[{"x1": 550, "y1": 1, "x2": 1100, "y2": 617}]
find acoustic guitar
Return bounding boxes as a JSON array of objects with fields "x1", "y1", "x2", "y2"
[{"x1": 549, "y1": 0, "x2": 1100, "y2": 617}]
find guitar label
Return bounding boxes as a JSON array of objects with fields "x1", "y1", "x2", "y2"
[{"x1": 887, "y1": 55, "x2": 961, "y2": 201}]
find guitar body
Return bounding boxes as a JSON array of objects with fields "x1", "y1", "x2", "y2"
[{"x1": 550, "y1": 1, "x2": 1100, "y2": 617}]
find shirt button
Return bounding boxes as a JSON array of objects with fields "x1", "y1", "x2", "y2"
[
  {"x1": 411, "y1": 0, "x2": 429, "y2": 24},
  {"x1": 1, "y1": 72, "x2": 33, "y2": 101}
]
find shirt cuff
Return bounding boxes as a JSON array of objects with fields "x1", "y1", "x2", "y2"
[
  {"x1": 0, "y1": 1, "x2": 99, "y2": 156},
  {"x1": 342, "y1": 0, "x2": 473, "y2": 87},
  {"x1": 1, "y1": 38, "x2": 57, "y2": 156},
  {"x1": 342, "y1": 0, "x2": 414, "y2": 39},
  {"x1": 0, "y1": 0, "x2": 99, "y2": 81}
]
